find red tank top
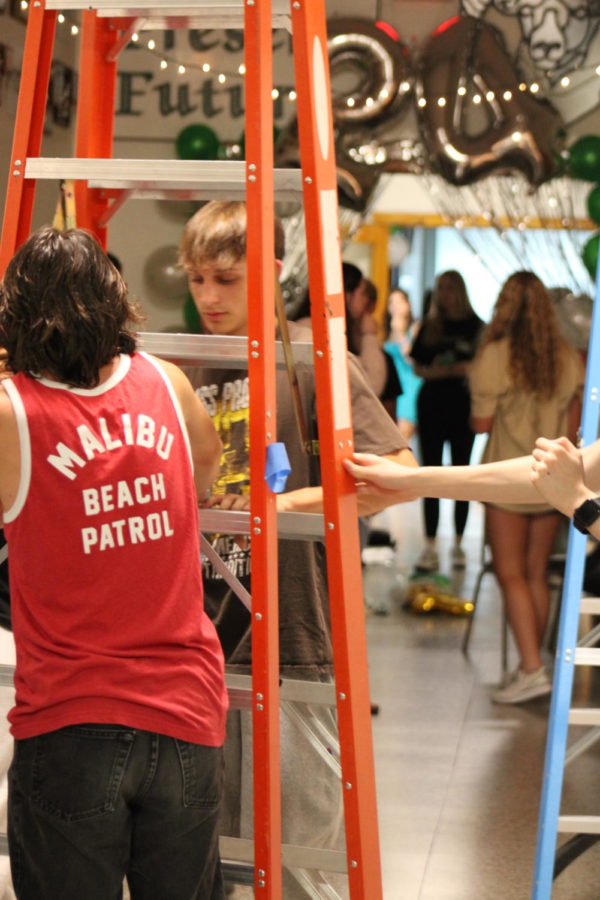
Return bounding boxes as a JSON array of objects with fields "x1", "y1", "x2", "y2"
[{"x1": 3, "y1": 352, "x2": 227, "y2": 744}]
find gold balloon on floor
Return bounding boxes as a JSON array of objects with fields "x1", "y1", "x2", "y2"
[{"x1": 405, "y1": 575, "x2": 474, "y2": 616}]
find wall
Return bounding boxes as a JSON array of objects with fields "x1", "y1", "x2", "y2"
[{"x1": 1, "y1": 0, "x2": 600, "y2": 330}]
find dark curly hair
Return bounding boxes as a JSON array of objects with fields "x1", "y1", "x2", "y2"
[{"x1": 0, "y1": 226, "x2": 143, "y2": 387}]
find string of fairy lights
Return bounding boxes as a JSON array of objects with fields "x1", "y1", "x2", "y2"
[{"x1": 15, "y1": 1, "x2": 600, "y2": 107}]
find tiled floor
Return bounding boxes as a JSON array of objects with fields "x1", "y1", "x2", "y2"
[
  {"x1": 370, "y1": 497, "x2": 600, "y2": 900},
  {"x1": 0, "y1": 498, "x2": 598, "y2": 898}
]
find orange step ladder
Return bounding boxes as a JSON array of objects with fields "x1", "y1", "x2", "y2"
[{"x1": 0, "y1": 2, "x2": 384, "y2": 897}]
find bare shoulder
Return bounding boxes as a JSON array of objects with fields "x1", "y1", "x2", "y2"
[{"x1": 147, "y1": 354, "x2": 192, "y2": 394}]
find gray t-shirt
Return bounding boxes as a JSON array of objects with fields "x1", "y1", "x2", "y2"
[{"x1": 187, "y1": 321, "x2": 408, "y2": 675}]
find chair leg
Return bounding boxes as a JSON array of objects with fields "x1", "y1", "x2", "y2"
[
  {"x1": 463, "y1": 570, "x2": 487, "y2": 656},
  {"x1": 501, "y1": 606, "x2": 509, "y2": 677}
]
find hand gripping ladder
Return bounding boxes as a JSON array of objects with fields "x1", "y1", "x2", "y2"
[{"x1": 0, "y1": 2, "x2": 384, "y2": 898}]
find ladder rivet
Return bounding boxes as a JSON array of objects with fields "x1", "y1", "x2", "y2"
[
  {"x1": 304, "y1": 176, "x2": 312, "y2": 184},
  {"x1": 344, "y1": 782, "x2": 352, "y2": 790},
  {"x1": 253, "y1": 527, "x2": 261, "y2": 534},
  {"x1": 350, "y1": 860, "x2": 358, "y2": 868},
  {"x1": 293, "y1": 1, "x2": 301, "y2": 7},
  {"x1": 258, "y1": 869, "x2": 265, "y2": 877},
  {"x1": 253, "y1": 516, "x2": 261, "y2": 524},
  {"x1": 251, "y1": 340, "x2": 259, "y2": 347},
  {"x1": 266, "y1": 432, "x2": 271, "y2": 440},
  {"x1": 316, "y1": 350, "x2": 323, "y2": 358},
  {"x1": 255, "y1": 613, "x2": 262, "y2": 620},
  {"x1": 248, "y1": 175, "x2": 257, "y2": 182},
  {"x1": 347, "y1": 439, "x2": 352, "y2": 446},
  {"x1": 14, "y1": 160, "x2": 21, "y2": 166},
  {"x1": 257, "y1": 881, "x2": 265, "y2": 888},
  {"x1": 256, "y1": 693, "x2": 263, "y2": 700},
  {"x1": 251, "y1": 351, "x2": 259, "y2": 358},
  {"x1": 266, "y1": 411, "x2": 271, "y2": 418},
  {"x1": 256, "y1": 704, "x2": 263, "y2": 711},
  {"x1": 327, "y1": 522, "x2": 335, "y2": 530},
  {"x1": 12, "y1": 171, "x2": 20, "y2": 177},
  {"x1": 338, "y1": 442, "x2": 343, "y2": 449},
  {"x1": 249, "y1": 164, "x2": 257, "y2": 172},
  {"x1": 338, "y1": 692, "x2": 346, "y2": 700}
]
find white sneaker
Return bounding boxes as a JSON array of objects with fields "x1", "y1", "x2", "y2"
[
  {"x1": 451, "y1": 545, "x2": 466, "y2": 569},
  {"x1": 415, "y1": 546, "x2": 439, "y2": 572},
  {"x1": 492, "y1": 666, "x2": 552, "y2": 704}
]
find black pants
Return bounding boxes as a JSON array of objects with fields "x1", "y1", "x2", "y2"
[
  {"x1": 8, "y1": 724, "x2": 225, "y2": 900},
  {"x1": 417, "y1": 380, "x2": 475, "y2": 539}
]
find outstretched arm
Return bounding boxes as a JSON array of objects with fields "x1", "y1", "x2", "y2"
[{"x1": 343, "y1": 452, "x2": 541, "y2": 505}]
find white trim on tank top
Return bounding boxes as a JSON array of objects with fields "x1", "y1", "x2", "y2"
[
  {"x1": 36, "y1": 353, "x2": 131, "y2": 394},
  {"x1": 139, "y1": 352, "x2": 194, "y2": 470},
  {"x1": 1, "y1": 379, "x2": 32, "y2": 523}
]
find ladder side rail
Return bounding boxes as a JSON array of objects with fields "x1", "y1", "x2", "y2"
[
  {"x1": 532, "y1": 257, "x2": 600, "y2": 899},
  {"x1": 245, "y1": 1, "x2": 282, "y2": 897},
  {"x1": 0, "y1": 2, "x2": 57, "y2": 274},
  {"x1": 290, "y1": 2, "x2": 383, "y2": 897},
  {"x1": 74, "y1": 12, "x2": 126, "y2": 244}
]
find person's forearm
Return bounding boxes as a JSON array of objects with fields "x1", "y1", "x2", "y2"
[
  {"x1": 398, "y1": 456, "x2": 540, "y2": 504},
  {"x1": 193, "y1": 456, "x2": 221, "y2": 498}
]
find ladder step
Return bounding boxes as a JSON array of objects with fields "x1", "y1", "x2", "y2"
[
  {"x1": 558, "y1": 815, "x2": 600, "y2": 835},
  {"x1": 46, "y1": 0, "x2": 291, "y2": 30},
  {"x1": 24, "y1": 159, "x2": 303, "y2": 201},
  {"x1": 220, "y1": 836, "x2": 348, "y2": 875},
  {"x1": 574, "y1": 647, "x2": 600, "y2": 666},
  {"x1": 568, "y1": 708, "x2": 600, "y2": 726},
  {"x1": 227, "y1": 673, "x2": 336, "y2": 706},
  {"x1": 580, "y1": 596, "x2": 600, "y2": 615},
  {"x1": 201, "y1": 508, "x2": 325, "y2": 542},
  {"x1": 138, "y1": 332, "x2": 314, "y2": 368}
]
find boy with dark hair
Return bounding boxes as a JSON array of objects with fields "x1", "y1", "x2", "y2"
[
  {"x1": 0, "y1": 226, "x2": 227, "y2": 900},
  {"x1": 180, "y1": 201, "x2": 417, "y2": 897}
]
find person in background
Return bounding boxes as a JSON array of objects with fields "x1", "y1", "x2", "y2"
[
  {"x1": 0, "y1": 227, "x2": 227, "y2": 899},
  {"x1": 468, "y1": 271, "x2": 584, "y2": 703},
  {"x1": 384, "y1": 288, "x2": 423, "y2": 441},
  {"x1": 410, "y1": 270, "x2": 484, "y2": 572},
  {"x1": 362, "y1": 279, "x2": 403, "y2": 422},
  {"x1": 295, "y1": 263, "x2": 388, "y2": 397},
  {"x1": 179, "y1": 201, "x2": 417, "y2": 900}
]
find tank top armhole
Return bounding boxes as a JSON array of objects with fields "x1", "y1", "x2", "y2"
[
  {"x1": 138, "y1": 353, "x2": 194, "y2": 471},
  {"x1": 1, "y1": 379, "x2": 31, "y2": 523}
]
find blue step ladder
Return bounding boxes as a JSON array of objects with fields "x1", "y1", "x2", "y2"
[{"x1": 532, "y1": 262, "x2": 600, "y2": 898}]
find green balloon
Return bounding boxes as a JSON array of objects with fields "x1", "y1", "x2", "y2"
[
  {"x1": 183, "y1": 294, "x2": 202, "y2": 333},
  {"x1": 582, "y1": 233, "x2": 600, "y2": 279},
  {"x1": 568, "y1": 136, "x2": 600, "y2": 181},
  {"x1": 587, "y1": 185, "x2": 600, "y2": 226},
  {"x1": 175, "y1": 124, "x2": 221, "y2": 161}
]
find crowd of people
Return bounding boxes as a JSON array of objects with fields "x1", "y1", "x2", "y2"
[{"x1": 0, "y1": 208, "x2": 594, "y2": 898}]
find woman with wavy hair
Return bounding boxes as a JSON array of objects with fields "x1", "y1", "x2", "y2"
[{"x1": 470, "y1": 270, "x2": 584, "y2": 704}]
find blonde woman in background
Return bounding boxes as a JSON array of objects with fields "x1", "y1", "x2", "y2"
[{"x1": 469, "y1": 271, "x2": 584, "y2": 704}]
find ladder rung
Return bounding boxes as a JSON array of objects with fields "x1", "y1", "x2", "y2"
[
  {"x1": 45, "y1": 0, "x2": 291, "y2": 29},
  {"x1": 558, "y1": 815, "x2": 600, "y2": 835},
  {"x1": 0, "y1": 665, "x2": 13, "y2": 687},
  {"x1": 24, "y1": 159, "x2": 303, "y2": 200},
  {"x1": 580, "y1": 596, "x2": 600, "y2": 615},
  {"x1": 138, "y1": 332, "x2": 315, "y2": 368},
  {"x1": 574, "y1": 647, "x2": 600, "y2": 665},
  {"x1": 220, "y1": 836, "x2": 348, "y2": 875},
  {"x1": 568, "y1": 708, "x2": 600, "y2": 726},
  {"x1": 201, "y1": 508, "x2": 325, "y2": 542},
  {"x1": 226, "y1": 673, "x2": 337, "y2": 707}
]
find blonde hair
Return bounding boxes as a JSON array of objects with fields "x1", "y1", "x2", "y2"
[
  {"x1": 478, "y1": 271, "x2": 568, "y2": 398},
  {"x1": 179, "y1": 201, "x2": 285, "y2": 271}
]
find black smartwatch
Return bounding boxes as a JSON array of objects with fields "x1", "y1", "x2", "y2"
[{"x1": 573, "y1": 497, "x2": 600, "y2": 534}]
